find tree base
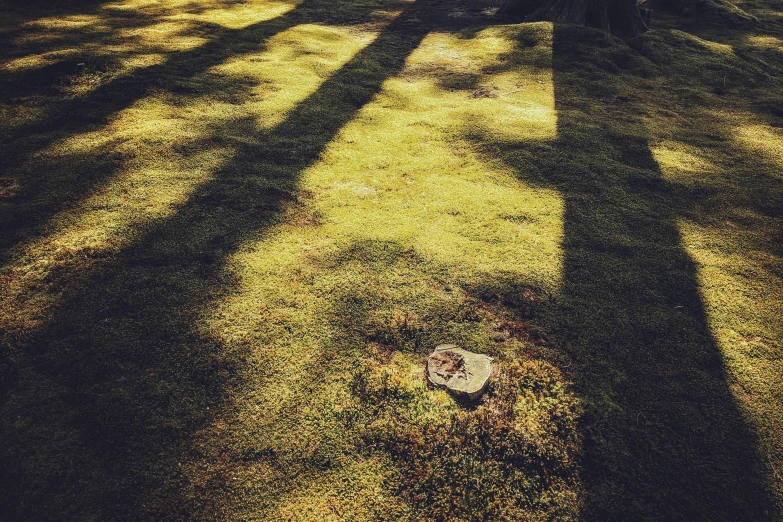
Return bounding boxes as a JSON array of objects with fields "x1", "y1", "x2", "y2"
[{"x1": 499, "y1": 0, "x2": 650, "y2": 38}]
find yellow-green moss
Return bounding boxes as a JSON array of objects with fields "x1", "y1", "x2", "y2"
[{"x1": 0, "y1": 0, "x2": 781, "y2": 519}]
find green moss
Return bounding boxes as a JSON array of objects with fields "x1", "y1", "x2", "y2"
[{"x1": 0, "y1": 0, "x2": 782, "y2": 519}]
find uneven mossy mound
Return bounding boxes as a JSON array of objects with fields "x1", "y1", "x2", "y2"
[
  {"x1": 669, "y1": 0, "x2": 759, "y2": 27},
  {"x1": 351, "y1": 352, "x2": 582, "y2": 520},
  {"x1": 631, "y1": 29, "x2": 774, "y2": 86}
]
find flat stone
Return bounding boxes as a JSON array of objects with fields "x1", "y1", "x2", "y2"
[{"x1": 426, "y1": 344, "x2": 493, "y2": 400}]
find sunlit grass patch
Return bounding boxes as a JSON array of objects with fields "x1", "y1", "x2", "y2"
[
  {"x1": 735, "y1": 123, "x2": 783, "y2": 169},
  {"x1": 651, "y1": 140, "x2": 718, "y2": 178},
  {"x1": 115, "y1": 20, "x2": 212, "y2": 51},
  {"x1": 21, "y1": 13, "x2": 106, "y2": 31},
  {"x1": 745, "y1": 34, "x2": 783, "y2": 48},
  {"x1": 210, "y1": 23, "x2": 377, "y2": 127},
  {"x1": 167, "y1": 0, "x2": 298, "y2": 29},
  {"x1": 303, "y1": 25, "x2": 561, "y2": 275}
]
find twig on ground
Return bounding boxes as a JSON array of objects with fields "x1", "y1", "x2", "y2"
[{"x1": 768, "y1": 453, "x2": 783, "y2": 483}]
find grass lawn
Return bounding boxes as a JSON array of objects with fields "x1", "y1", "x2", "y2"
[{"x1": 1, "y1": 0, "x2": 782, "y2": 519}]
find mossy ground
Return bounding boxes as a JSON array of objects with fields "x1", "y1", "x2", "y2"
[{"x1": 1, "y1": 0, "x2": 782, "y2": 520}]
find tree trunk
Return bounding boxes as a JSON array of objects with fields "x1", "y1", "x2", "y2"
[{"x1": 499, "y1": 0, "x2": 650, "y2": 38}]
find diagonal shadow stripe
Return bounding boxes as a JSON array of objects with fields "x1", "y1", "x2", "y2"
[
  {"x1": 520, "y1": 24, "x2": 775, "y2": 521},
  {"x1": 0, "y1": 2, "x2": 433, "y2": 519},
  {"x1": 0, "y1": 0, "x2": 401, "y2": 258}
]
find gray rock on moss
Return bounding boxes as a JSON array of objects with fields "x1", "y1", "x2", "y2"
[{"x1": 426, "y1": 344, "x2": 493, "y2": 400}]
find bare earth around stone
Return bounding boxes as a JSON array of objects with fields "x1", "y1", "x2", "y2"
[{"x1": 426, "y1": 344, "x2": 494, "y2": 400}]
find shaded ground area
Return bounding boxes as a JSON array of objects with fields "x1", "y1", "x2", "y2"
[
  {"x1": 1, "y1": 0, "x2": 782, "y2": 520},
  {"x1": 471, "y1": 24, "x2": 782, "y2": 518}
]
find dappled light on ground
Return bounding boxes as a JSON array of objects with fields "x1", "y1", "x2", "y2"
[
  {"x1": 735, "y1": 123, "x2": 783, "y2": 168},
  {"x1": 190, "y1": 23, "x2": 568, "y2": 519},
  {"x1": 0, "y1": 14, "x2": 376, "y2": 343},
  {"x1": 650, "y1": 104, "x2": 783, "y2": 516},
  {"x1": 210, "y1": 24, "x2": 377, "y2": 128},
  {"x1": 1, "y1": 0, "x2": 782, "y2": 519}
]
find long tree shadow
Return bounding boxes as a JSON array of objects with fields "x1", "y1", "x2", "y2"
[
  {"x1": 0, "y1": 1, "x2": 434, "y2": 519},
  {"x1": 545, "y1": 26, "x2": 773, "y2": 520},
  {"x1": 472, "y1": 24, "x2": 776, "y2": 520},
  {"x1": 0, "y1": 0, "x2": 410, "y2": 259}
]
